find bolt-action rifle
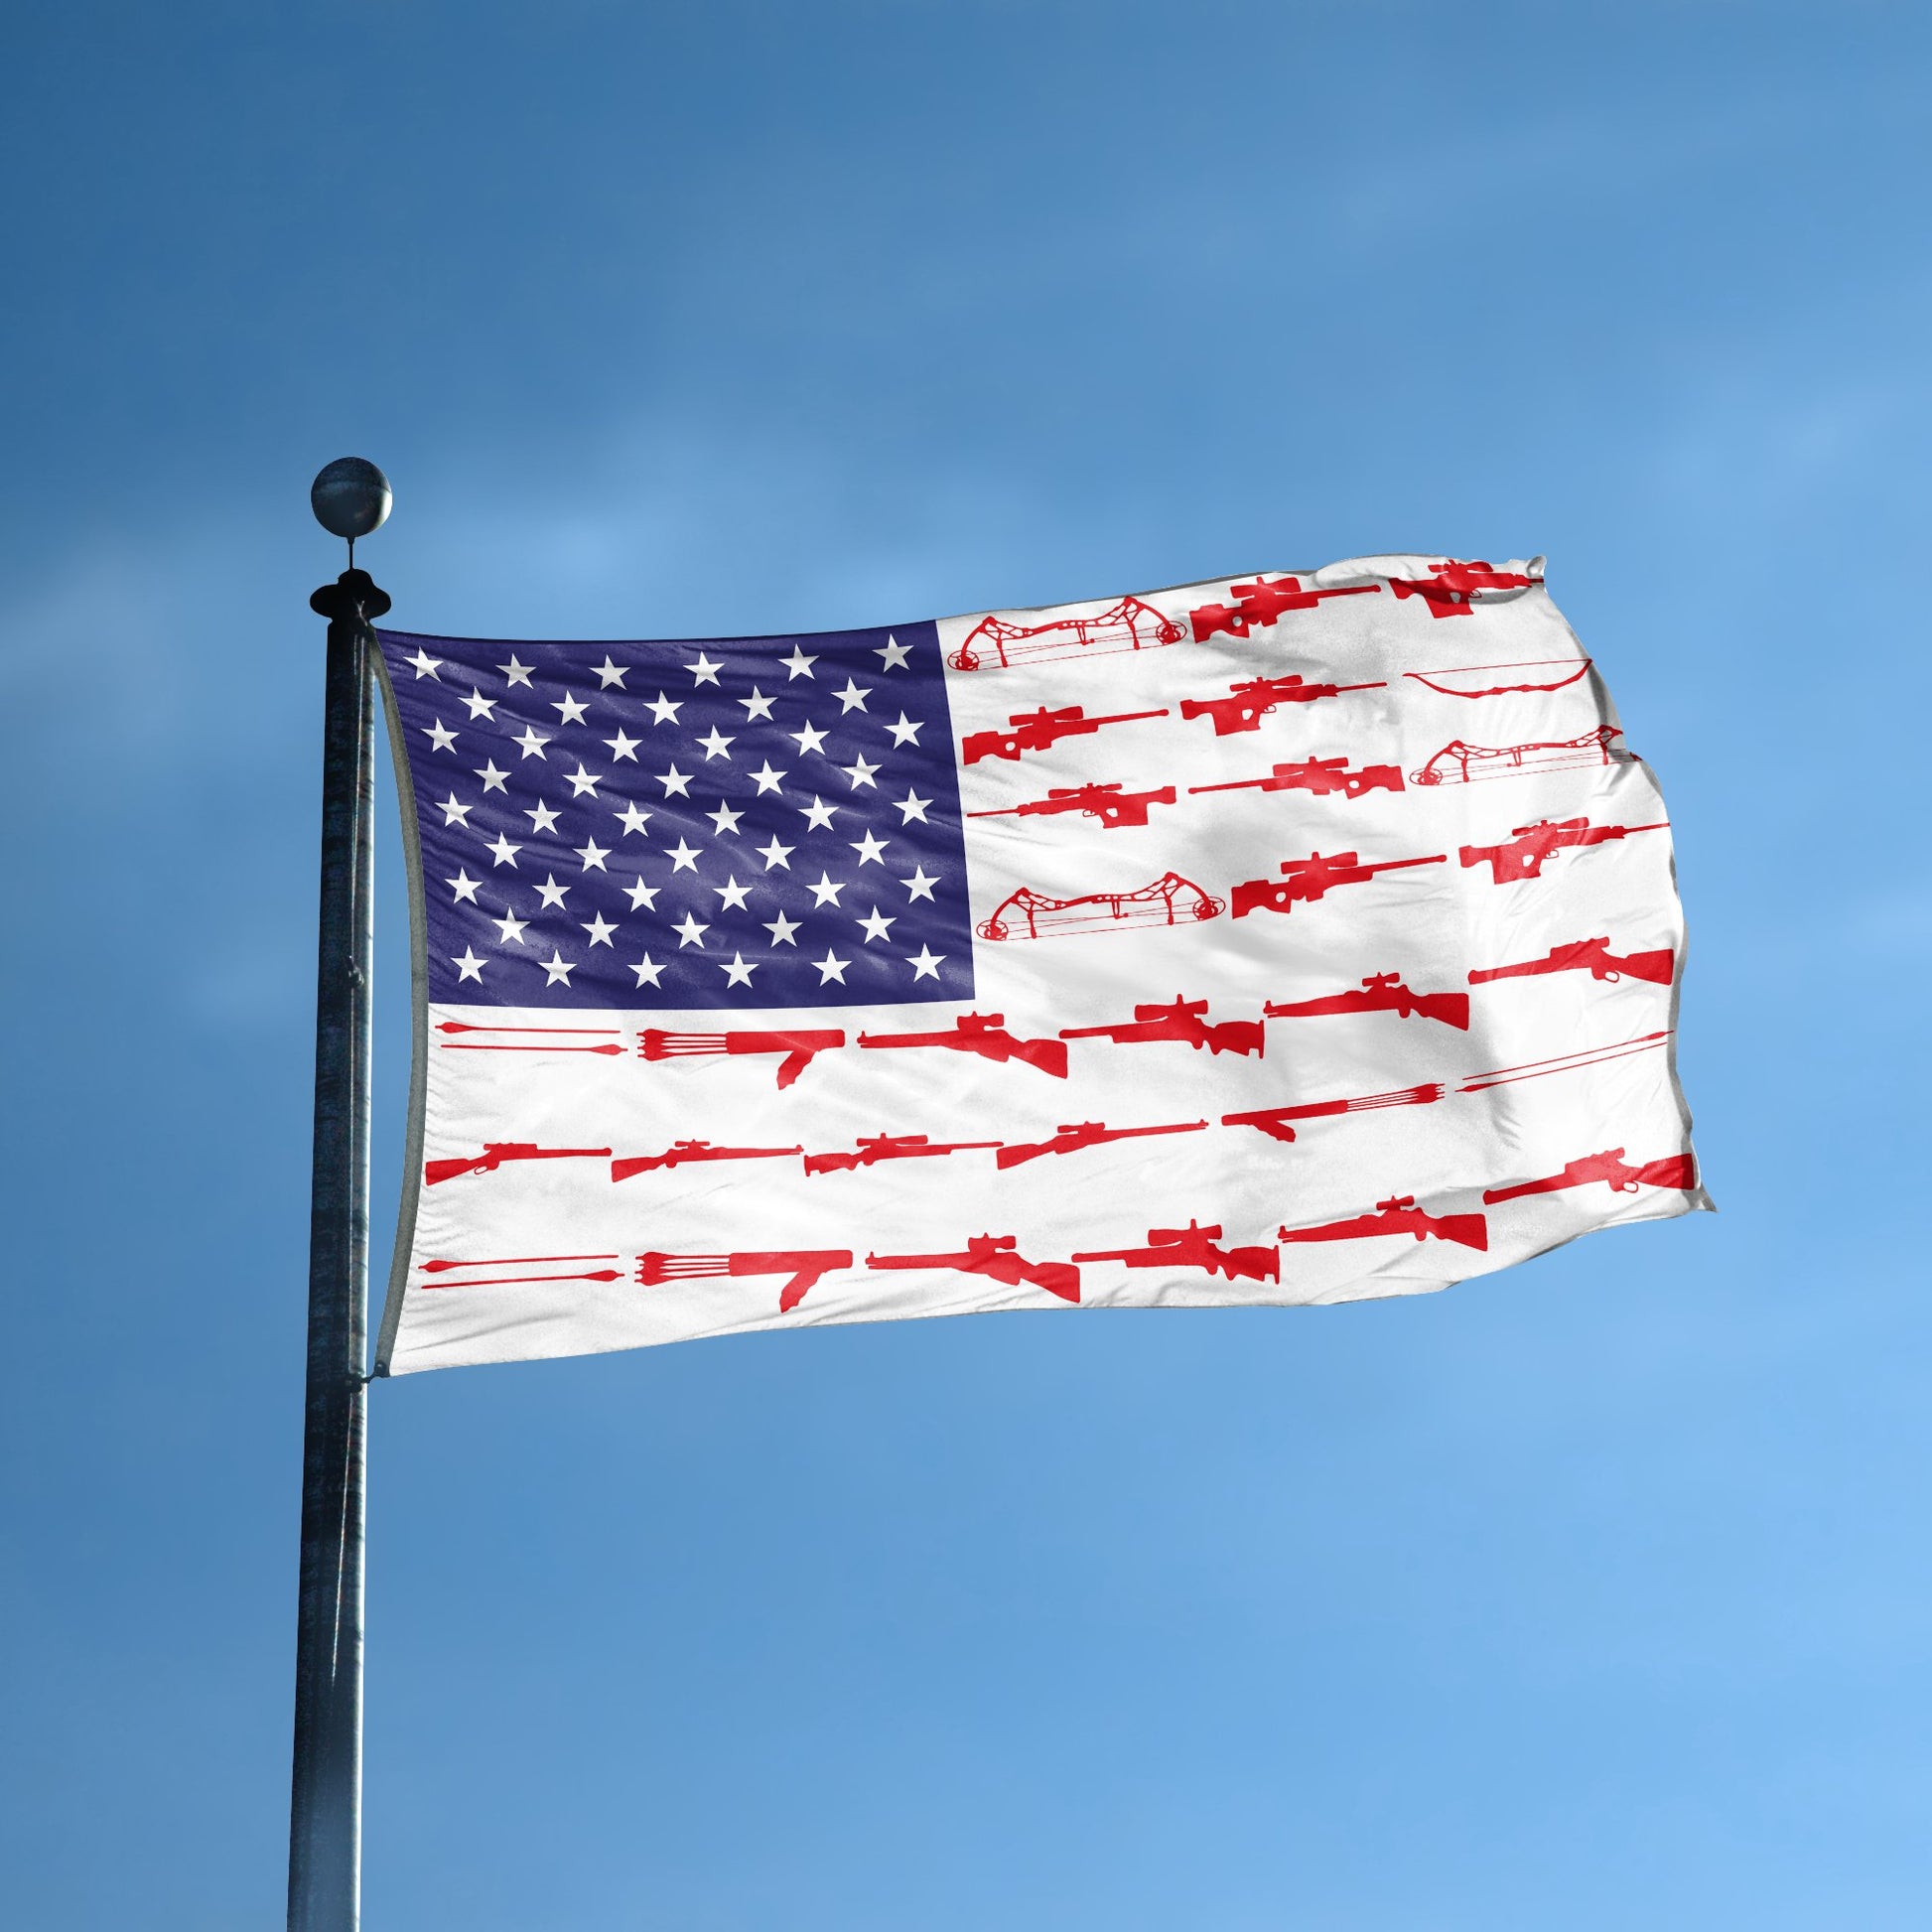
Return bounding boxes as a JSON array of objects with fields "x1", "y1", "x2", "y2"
[
  {"x1": 635, "y1": 1248, "x2": 853, "y2": 1314},
  {"x1": 1220, "y1": 1082, "x2": 1445, "y2": 1143},
  {"x1": 423, "y1": 1142, "x2": 612, "y2": 1185},
  {"x1": 1483, "y1": 1148, "x2": 1697, "y2": 1204},
  {"x1": 1177, "y1": 673, "x2": 1386, "y2": 738},
  {"x1": 866, "y1": 1233, "x2": 1081, "y2": 1304},
  {"x1": 1458, "y1": 818, "x2": 1668, "y2": 886},
  {"x1": 1280, "y1": 1195, "x2": 1488, "y2": 1251},
  {"x1": 610, "y1": 1140, "x2": 803, "y2": 1182},
  {"x1": 1072, "y1": 1218, "x2": 1279, "y2": 1284},
  {"x1": 1231, "y1": 849, "x2": 1445, "y2": 918},
  {"x1": 960, "y1": 704, "x2": 1169, "y2": 765},
  {"x1": 1467, "y1": 936, "x2": 1675, "y2": 987},
  {"x1": 1188, "y1": 575, "x2": 1382, "y2": 641},
  {"x1": 858, "y1": 1012, "x2": 1068, "y2": 1078},
  {"x1": 1059, "y1": 995, "x2": 1264, "y2": 1058},
  {"x1": 639, "y1": 1027, "x2": 846, "y2": 1089},
  {"x1": 1264, "y1": 973, "x2": 1469, "y2": 1031},
  {"x1": 1389, "y1": 559, "x2": 1538, "y2": 615},
  {"x1": 803, "y1": 1133, "x2": 1001, "y2": 1177},
  {"x1": 995, "y1": 1118, "x2": 1207, "y2": 1171},
  {"x1": 1189, "y1": 757, "x2": 1405, "y2": 800},
  {"x1": 968, "y1": 782, "x2": 1177, "y2": 830}
]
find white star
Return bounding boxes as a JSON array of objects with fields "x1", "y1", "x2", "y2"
[
  {"x1": 564, "y1": 763, "x2": 602, "y2": 797},
  {"x1": 422, "y1": 720, "x2": 459, "y2": 753},
  {"x1": 604, "y1": 729, "x2": 641, "y2": 761},
  {"x1": 644, "y1": 691, "x2": 682, "y2": 726},
  {"x1": 439, "y1": 793, "x2": 473, "y2": 827},
  {"x1": 875, "y1": 634, "x2": 912, "y2": 670},
  {"x1": 492, "y1": 909, "x2": 528, "y2": 945},
  {"x1": 534, "y1": 875, "x2": 569, "y2": 908},
  {"x1": 475, "y1": 760, "x2": 509, "y2": 793},
  {"x1": 445, "y1": 869, "x2": 481, "y2": 903},
  {"x1": 763, "y1": 910, "x2": 801, "y2": 947},
  {"x1": 581, "y1": 912, "x2": 617, "y2": 947},
  {"x1": 884, "y1": 712, "x2": 923, "y2": 747},
  {"x1": 629, "y1": 953, "x2": 663, "y2": 988},
  {"x1": 576, "y1": 838, "x2": 611, "y2": 871},
  {"x1": 616, "y1": 801, "x2": 653, "y2": 837},
  {"x1": 696, "y1": 726, "x2": 735, "y2": 760},
  {"x1": 780, "y1": 645, "x2": 818, "y2": 679},
  {"x1": 842, "y1": 756, "x2": 880, "y2": 790},
  {"x1": 799, "y1": 795, "x2": 838, "y2": 831},
  {"x1": 895, "y1": 789, "x2": 932, "y2": 824},
  {"x1": 835, "y1": 677, "x2": 871, "y2": 712},
  {"x1": 541, "y1": 950, "x2": 575, "y2": 986},
  {"x1": 856, "y1": 907, "x2": 896, "y2": 942},
  {"x1": 593, "y1": 655, "x2": 628, "y2": 689},
  {"x1": 706, "y1": 801, "x2": 745, "y2": 836},
  {"x1": 739, "y1": 687, "x2": 776, "y2": 722},
  {"x1": 524, "y1": 800, "x2": 561, "y2": 834},
  {"x1": 462, "y1": 688, "x2": 496, "y2": 722},
  {"x1": 688, "y1": 652, "x2": 723, "y2": 686},
  {"x1": 657, "y1": 764, "x2": 692, "y2": 798},
  {"x1": 497, "y1": 654, "x2": 533, "y2": 687},
  {"x1": 512, "y1": 725, "x2": 550, "y2": 759},
  {"x1": 813, "y1": 950, "x2": 851, "y2": 985},
  {"x1": 849, "y1": 831, "x2": 889, "y2": 865},
  {"x1": 757, "y1": 835, "x2": 793, "y2": 871},
  {"x1": 750, "y1": 760, "x2": 786, "y2": 794},
  {"x1": 666, "y1": 838, "x2": 701, "y2": 874},
  {"x1": 486, "y1": 833, "x2": 521, "y2": 868},
  {"x1": 406, "y1": 648, "x2": 443, "y2": 680},
  {"x1": 623, "y1": 877, "x2": 659, "y2": 910},
  {"x1": 720, "y1": 952, "x2": 758, "y2": 987},
  {"x1": 901, "y1": 866, "x2": 938, "y2": 902},
  {"x1": 807, "y1": 872, "x2": 845, "y2": 907},
  {"x1": 788, "y1": 720, "x2": 830, "y2": 756},
  {"x1": 906, "y1": 945, "x2": 944, "y2": 981},
  {"x1": 451, "y1": 947, "x2": 485, "y2": 982},
  {"x1": 552, "y1": 691, "x2": 590, "y2": 726},
  {"x1": 673, "y1": 911, "x2": 709, "y2": 948},
  {"x1": 713, "y1": 876, "x2": 753, "y2": 910}
]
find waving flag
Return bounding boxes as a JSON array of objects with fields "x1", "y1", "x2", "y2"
[{"x1": 371, "y1": 554, "x2": 1706, "y2": 1374}]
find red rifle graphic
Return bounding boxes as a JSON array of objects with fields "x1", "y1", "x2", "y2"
[
  {"x1": 1412, "y1": 725, "x2": 1634, "y2": 786},
  {"x1": 1178, "y1": 672, "x2": 1386, "y2": 737},
  {"x1": 1484, "y1": 1148, "x2": 1698, "y2": 1204},
  {"x1": 949, "y1": 598, "x2": 1185, "y2": 672},
  {"x1": 1220, "y1": 1082, "x2": 1445, "y2": 1143},
  {"x1": 1264, "y1": 973, "x2": 1469, "y2": 1032},
  {"x1": 423, "y1": 1143, "x2": 612, "y2": 1185},
  {"x1": 418, "y1": 1251, "x2": 624, "y2": 1289},
  {"x1": 1403, "y1": 657, "x2": 1591, "y2": 697},
  {"x1": 978, "y1": 873, "x2": 1224, "y2": 941},
  {"x1": 1388, "y1": 559, "x2": 1539, "y2": 617},
  {"x1": 611, "y1": 1140, "x2": 804, "y2": 1182},
  {"x1": 1189, "y1": 575, "x2": 1381, "y2": 642},
  {"x1": 857, "y1": 1011, "x2": 1068, "y2": 1077},
  {"x1": 866, "y1": 1234, "x2": 1081, "y2": 1304},
  {"x1": 1468, "y1": 936, "x2": 1676, "y2": 987},
  {"x1": 995, "y1": 1117, "x2": 1208, "y2": 1171},
  {"x1": 1458, "y1": 817, "x2": 1669, "y2": 886},
  {"x1": 961, "y1": 704, "x2": 1169, "y2": 766},
  {"x1": 1072, "y1": 1217, "x2": 1280, "y2": 1284},
  {"x1": 969, "y1": 781, "x2": 1178, "y2": 830},
  {"x1": 1059, "y1": 995, "x2": 1264, "y2": 1058},
  {"x1": 804, "y1": 1133, "x2": 1002, "y2": 1177},
  {"x1": 1231, "y1": 849, "x2": 1446, "y2": 918},
  {"x1": 639, "y1": 1027, "x2": 846, "y2": 1089},
  {"x1": 1190, "y1": 757, "x2": 1404, "y2": 801},
  {"x1": 436, "y1": 1021, "x2": 626, "y2": 1056},
  {"x1": 1280, "y1": 1195, "x2": 1489, "y2": 1250},
  {"x1": 636, "y1": 1248, "x2": 854, "y2": 1315}
]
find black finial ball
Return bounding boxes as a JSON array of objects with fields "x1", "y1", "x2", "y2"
[{"x1": 311, "y1": 458, "x2": 393, "y2": 541}]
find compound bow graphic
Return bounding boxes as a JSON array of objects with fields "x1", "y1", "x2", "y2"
[
  {"x1": 978, "y1": 872, "x2": 1225, "y2": 941},
  {"x1": 948, "y1": 596, "x2": 1185, "y2": 671}
]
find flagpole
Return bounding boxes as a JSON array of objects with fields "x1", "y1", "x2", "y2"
[{"x1": 290, "y1": 461, "x2": 391, "y2": 1932}]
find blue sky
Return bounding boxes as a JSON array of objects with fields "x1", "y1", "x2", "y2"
[{"x1": 3, "y1": 3, "x2": 1928, "y2": 1925}]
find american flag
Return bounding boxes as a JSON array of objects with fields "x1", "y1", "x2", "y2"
[{"x1": 374, "y1": 555, "x2": 1706, "y2": 1375}]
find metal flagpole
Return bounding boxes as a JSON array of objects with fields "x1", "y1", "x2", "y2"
[{"x1": 290, "y1": 459, "x2": 392, "y2": 1932}]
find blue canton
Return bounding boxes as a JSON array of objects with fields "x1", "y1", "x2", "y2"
[{"x1": 378, "y1": 622, "x2": 975, "y2": 1010}]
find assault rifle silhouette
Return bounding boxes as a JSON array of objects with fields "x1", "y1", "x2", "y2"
[
  {"x1": 1189, "y1": 757, "x2": 1404, "y2": 801},
  {"x1": 1221, "y1": 1082, "x2": 1445, "y2": 1143},
  {"x1": 1458, "y1": 818, "x2": 1668, "y2": 886},
  {"x1": 858, "y1": 1012, "x2": 1068, "y2": 1077},
  {"x1": 1178, "y1": 673, "x2": 1386, "y2": 737},
  {"x1": 1483, "y1": 1148, "x2": 1697, "y2": 1204},
  {"x1": 995, "y1": 1118, "x2": 1207, "y2": 1171},
  {"x1": 803, "y1": 1133, "x2": 1001, "y2": 1177},
  {"x1": 1060, "y1": 995, "x2": 1264, "y2": 1058},
  {"x1": 610, "y1": 1140, "x2": 802, "y2": 1182},
  {"x1": 1072, "y1": 1218, "x2": 1279, "y2": 1285},
  {"x1": 968, "y1": 782, "x2": 1177, "y2": 830},
  {"x1": 639, "y1": 1027, "x2": 845, "y2": 1089},
  {"x1": 1188, "y1": 575, "x2": 1382, "y2": 641},
  {"x1": 1280, "y1": 1195, "x2": 1489, "y2": 1251},
  {"x1": 423, "y1": 1143, "x2": 611, "y2": 1185},
  {"x1": 1231, "y1": 849, "x2": 1445, "y2": 918},
  {"x1": 867, "y1": 1234, "x2": 1081, "y2": 1304},
  {"x1": 961, "y1": 704, "x2": 1168, "y2": 765},
  {"x1": 1264, "y1": 974, "x2": 1469, "y2": 1031},
  {"x1": 1468, "y1": 936, "x2": 1676, "y2": 987},
  {"x1": 636, "y1": 1248, "x2": 853, "y2": 1314}
]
